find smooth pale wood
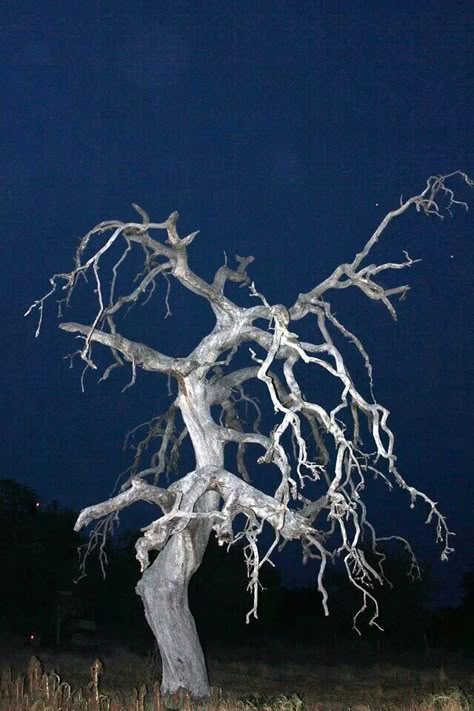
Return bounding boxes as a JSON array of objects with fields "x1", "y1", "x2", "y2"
[{"x1": 36, "y1": 175, "x2": 468, "y2": 696}]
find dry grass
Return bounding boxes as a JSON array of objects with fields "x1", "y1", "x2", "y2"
[{"x1": 0, "y1": 644, "x2": 472, "y2": 711}]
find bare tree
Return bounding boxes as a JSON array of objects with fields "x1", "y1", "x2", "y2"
[{"x1": 27, "y1": 172, "x2": 471, "y2": 697}]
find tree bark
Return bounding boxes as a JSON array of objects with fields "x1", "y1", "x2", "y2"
[
  {"x1": 136, "y1": 376, "x2": 222, "y2": 697},
  {"x1": 136, "y1": 507, "x2": 214, "y2": 697}
]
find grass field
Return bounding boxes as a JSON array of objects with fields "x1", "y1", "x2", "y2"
[{"x1": 0, "y1": 640, "x2": 472, "y2": 710}]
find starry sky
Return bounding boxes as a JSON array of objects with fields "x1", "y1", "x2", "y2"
[{"x1": 1, "y1": 0, "x2": 473, "y2": 606}]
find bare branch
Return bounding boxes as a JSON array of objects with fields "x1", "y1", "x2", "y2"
[
  {"x1": 213, "y1": 254, "x2": 255, "y2": 294},
  {"x1": 74, "y1": 477, "x2": 176, "y2": 532},
  {"x1": 290, "y1": 171, "x2": 473, "y2": 320},
  {"x1": 59, "y1": 322, "x2": 181, "y2": 374}
]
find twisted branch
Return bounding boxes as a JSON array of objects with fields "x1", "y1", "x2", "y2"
[{"x1": 29, "y1": 171, "x2": 471, "y2": 631}]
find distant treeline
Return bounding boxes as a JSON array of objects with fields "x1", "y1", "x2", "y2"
[{"x1": 0, "y1": 479, "x2": 472, "y2": 654}]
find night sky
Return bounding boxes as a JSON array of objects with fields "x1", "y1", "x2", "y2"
[{"x1": 2, "y1": 1, "x2": 473, "y2": 607}]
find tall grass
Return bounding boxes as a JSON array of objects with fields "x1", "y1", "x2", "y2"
[{"x1": 0, "y1": 654, "x2": 472, "y2": 711}]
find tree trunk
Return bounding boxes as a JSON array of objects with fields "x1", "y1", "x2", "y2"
[
  {"x1": 136, "y1": 376, "x2": 222, "y2": 697},
  {"x1": 136, "y1": 503, "x2": 215, "y2": 697}
]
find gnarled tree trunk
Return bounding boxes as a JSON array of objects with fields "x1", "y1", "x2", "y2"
[
  {"x1": 136, "y1": 376, "x2": 222, "y2": 696},
  {"x1": 136, "y1": 505, "x2": 214, "y2": 696}
]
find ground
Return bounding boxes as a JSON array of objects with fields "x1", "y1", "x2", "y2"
[{"x1": 0, "y1": 636, "x2": 472, "y2": 710}]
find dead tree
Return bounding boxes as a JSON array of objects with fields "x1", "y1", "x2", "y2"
[{"x1": 27, "y1": 172, "x2": 471, "y2": 697}]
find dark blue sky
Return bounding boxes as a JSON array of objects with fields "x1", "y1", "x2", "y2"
[{"x1": 1, "y1": 1, "x2": 473, "y2": 605}]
